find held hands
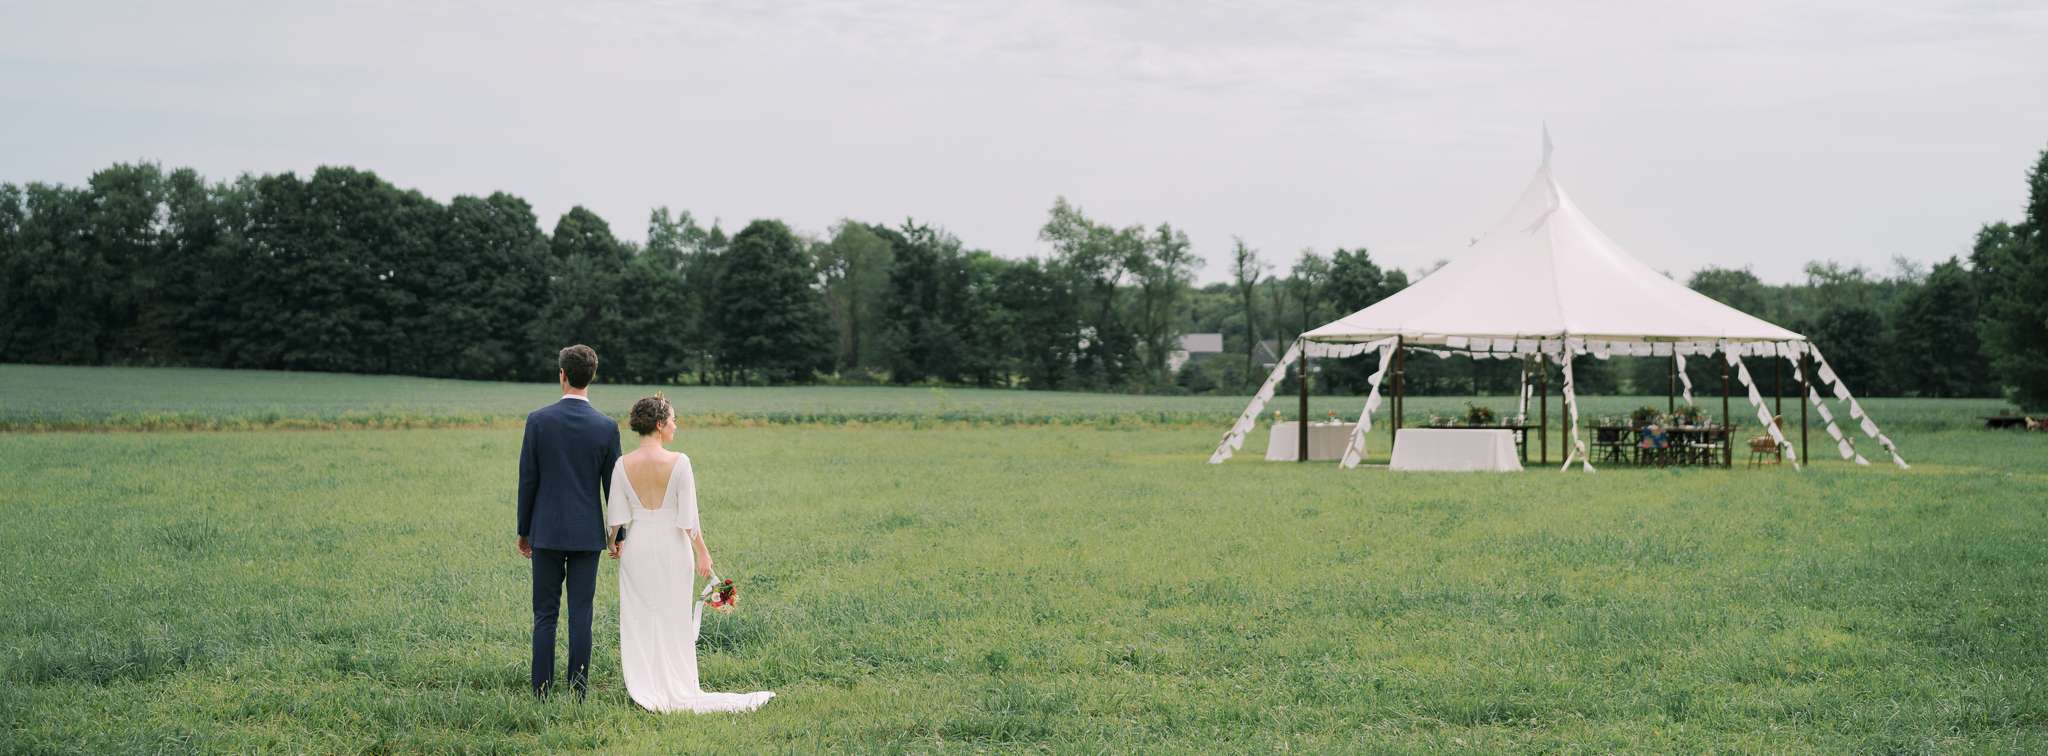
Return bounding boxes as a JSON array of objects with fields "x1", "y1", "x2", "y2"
[
  {"x1": 516, "y1": 535, "x2": 533, "y2": 559},
  {"x1": 608, "y1": 540, "x2": 622, "y2": 560}
]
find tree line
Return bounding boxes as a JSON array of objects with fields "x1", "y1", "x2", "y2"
[
  {"x1": 0, "y1": 164, "x2": 1196, "y2": 390},
  {"x1": 2, "y1": 149, "x2": 2043, "y2": 408}
]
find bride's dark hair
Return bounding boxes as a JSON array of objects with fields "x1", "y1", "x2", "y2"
[{"x1": 628, "y1": 394, "x2": 672, "y2": 436}]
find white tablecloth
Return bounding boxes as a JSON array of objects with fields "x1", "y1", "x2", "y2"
[
  {"x1": 1388, "y1": 428, "x2": 1522, "y2": 472},
  {"x1": 1266, "y1": 421, "x2": 1352, "y2": 461}
]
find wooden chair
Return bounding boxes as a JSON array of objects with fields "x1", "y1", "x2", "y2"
[
  {"x1": 1593, "y1": 426, "x2": 1631, "y2": 463},
  {"x1": 1686, "y1": 426, "x2": 1730, "y2": 467},
  {"x1": 1746, "y1": 416, "x2": 1785, "y2": 468}
]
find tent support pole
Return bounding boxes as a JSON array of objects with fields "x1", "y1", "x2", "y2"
[
  {"x1": 1799, "y1": 350, "x2": 1810, "y2": 464},
  {"x1": 1667, "y1": 354, "x2": 1676, "y2": 415},
  {"x1": 1538, "y1": 355, "x2": 1549, "y2": 465},
  {"x1": 1392, "y1": 340, "x2": 1406, "y2": 455},
  {"x1": 1721, "y1": 353, "x2": 1732, "y2": 469},
  {"x1": 1774, "y1": 354, "x2": 1783, "y2": 418},
  {"x1": 1297, "y1": 342, "x2": 1309, "y2": 462}
]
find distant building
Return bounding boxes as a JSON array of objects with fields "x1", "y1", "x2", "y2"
[
  {"x1": 1168, "y1": 332, "x2": 1224, "y2": 374},
  {"x1": 1255, "y1": 339, "x2": 1284, "y2": 368}
]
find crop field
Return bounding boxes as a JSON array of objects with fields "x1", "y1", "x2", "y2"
[
  {"x1": 3, "y1": 367, "x2": 2045, "y2": 752},
  {"x1": 0, "y1": 364, "x2": 2015, "y2": 433}
]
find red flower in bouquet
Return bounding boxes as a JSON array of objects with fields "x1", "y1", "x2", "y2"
[{"x1": 703, "y1": 576, "x2": 738, "y2": 614}]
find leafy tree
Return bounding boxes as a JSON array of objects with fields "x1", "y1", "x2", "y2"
[
  {"x1": 1039, "y1": 198, "x2": 1143, "y2": 388},
  {"x1": 817, "y1": 221, "x2": 894, "y2": 374},
  {"x1": 0, "y1": 183, "x2": 24, "y2": 357},
  {"x1": 550, "y1": 206, "x2": 630, "y2": 264},
  {"x1": 2, "y1": 182, "x2": 99, "y2": 363},
  {"x1": 711, "y1": 219, "x2": 831, "y2": 383},
  {"x1": 623, "y1": 207, "x2": 715, "y2": 384},
  {"x1": 953, "y1": 251, "x2": 1011, "y2": 387},
  {"x1": 1892, "y1": 257, "x2": 1993, "y2": 397},
  {"x1": 1229, "y1": 237, "x2": 1266, "y2": 388},
  {"x1": 426, "y1": 193, "x2": 550, "y2": 380},
  {"x1": 82, "y1": 163, "x2": 170, "y2": 364},
  {"x1": 532, "y1": 206, "x2": 635, "y2": 381},
  {"x1": 877, "y1": 222, "x2": 972, "y2": 383},
  {"x1": 1976, "y1": 145, "x2": 2048, "y2": 409},
  {"x1": 992, "y1": 258, "x2": 1077, "y2": 390},
  {"x1": 1800, "y1": 303, "x2": 1891, "y2": 396},
  {"x1": 1688, "y1": 266, "x2": 1772, "y2": 317},
  {"x1": 1130, "y1": 223, "x2": 1198, "y2": 385},
  {"x1": 142, "y1": 169, "x2": 249, "y2": 368}
]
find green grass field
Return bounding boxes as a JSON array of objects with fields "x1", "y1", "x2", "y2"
[{"x1": 3, "y1": 367, "x2": 2045, "y2": 751}]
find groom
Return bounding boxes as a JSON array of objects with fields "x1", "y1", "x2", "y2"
[{"x1": 516, "y1": 344, "x2": 621, "y2": 700}]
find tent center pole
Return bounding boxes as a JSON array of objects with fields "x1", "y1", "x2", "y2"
[
  {"x1": 1774, "y1": 353, "x2": 1784, "y2": 417},
  {"x1": 1799, "y1": 349, "x2": 1810, "y2": 464},
  {"x1": 1668, "y1": 354, "x2": 1676, "y2": 415},
  {"x1": 1538, "y1": 355, "x2": 1548, "y2": 465},
  {"x1": 1392, "y1": 340, "x2": 1406, "y2": 455},
  {"x1": 1721, "y1": 352, "x2": 1732, "y2": 468},
  {"x1": 1297, "y1": 342, "x2": 1309, "y2": 463}
]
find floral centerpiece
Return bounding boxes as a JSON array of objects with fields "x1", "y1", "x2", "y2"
[
  {"x1": 1674, "y1": 404, "x2": 1706, "y2": 426},
  {"x1": 1464, "y1": 403, "x2": 1497, "y2": 426},
  {"x1": 1629, "y1": 405, "x2": 1662, "y2": 428}
]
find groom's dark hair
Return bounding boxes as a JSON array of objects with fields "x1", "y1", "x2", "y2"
[{"x1": 559, "y1": 345, "x2": 598, "y2": 388}]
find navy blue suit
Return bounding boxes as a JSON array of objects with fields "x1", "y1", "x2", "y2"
[{"x1": 516, "y1": 396, "x2": 621, "y2": 697}]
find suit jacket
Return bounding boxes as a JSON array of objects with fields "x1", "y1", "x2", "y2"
[{"x1": 517, "y1": 397, "x2": 622, "y2": 552}]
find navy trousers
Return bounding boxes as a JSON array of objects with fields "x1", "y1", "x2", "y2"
[{"x1": 531, "y1": 547, "x2": 599, "y2": 698}]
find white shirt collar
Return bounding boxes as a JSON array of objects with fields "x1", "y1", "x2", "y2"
[{"x1": 561, "y1": 394, "x2": 590, "y2": 402}]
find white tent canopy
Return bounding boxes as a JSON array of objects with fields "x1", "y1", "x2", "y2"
[
  {"x1": 1211, "y1": 133, "x2": 1906, "y2": 472},
  {"x1": 1305, "y1": 148, "x2": 1801, "y2": 345}
]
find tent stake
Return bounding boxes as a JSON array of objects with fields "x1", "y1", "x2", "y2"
[{"x1": 1297, "y1": 342, "x2": 1309, "y2": 463}]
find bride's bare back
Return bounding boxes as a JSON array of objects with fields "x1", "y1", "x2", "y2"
[{"x1": 622, "y1": 449, "x2": 680, "y2": 511}]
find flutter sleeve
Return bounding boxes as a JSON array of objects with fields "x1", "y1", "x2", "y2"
[
  {"x1": 673, "y1": 454, "x2": 701, "y2": 534},
  {"x1": 605, "y1": 461, "x2": 631, "y2": 530}
]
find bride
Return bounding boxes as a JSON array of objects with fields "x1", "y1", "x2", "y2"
[{"x1": 605, "y1": 395, "x2": 774, "y2": 713}]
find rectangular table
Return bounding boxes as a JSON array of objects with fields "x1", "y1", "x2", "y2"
[
  {"x1": 1266, "y1": 421, "x2": 1352, "y2": 461},
  {"x1": 1388, "y1": 428, "x2": 1522, "y2": 472}
]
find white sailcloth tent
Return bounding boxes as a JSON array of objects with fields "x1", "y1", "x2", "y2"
[{"x1": 1211, "y1": 135, "x2": 1907, "y2": 472}]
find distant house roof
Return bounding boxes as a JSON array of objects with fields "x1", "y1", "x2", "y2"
[
  {"x1": 1255, "y1": 339, "x2": 1282, "y2": 366},
  {"x1": 1180, "y1": 333, "x2": 1223, "y2": 353}
]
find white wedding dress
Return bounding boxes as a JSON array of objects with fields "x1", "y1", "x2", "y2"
[{"x1": 606, "y1": 453, "x2": 774, "y2": 713}]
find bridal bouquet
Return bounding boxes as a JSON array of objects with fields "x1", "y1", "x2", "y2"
[{"x1": 700, "y1": 575, "x2": 738, "y2": 614}]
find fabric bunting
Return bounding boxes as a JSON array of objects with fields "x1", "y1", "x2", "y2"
[
  {"x1": 1339, "y1": 338, "x2": 1400, "y2": 468},
  {"x1": 1806, "y1": 346, "x2": 1907, "y2": 469},
  {"x1": 1209, "y1": 340, "x2": 1303, "y2": 463},
  {"x1": 1675, "y1": 352, "x2": 1695, "y2": 405},
  {"x1": 1730, "y1": 355, "x2": 1798, "y2": 467},
  {"x1": 1557, "y1": 350, "x2": 1593, "y2": 472}
]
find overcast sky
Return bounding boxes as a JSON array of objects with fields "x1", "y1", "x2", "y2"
[{"x1": 4, "y1": 1, "x2": 2045, "y2": 284}]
